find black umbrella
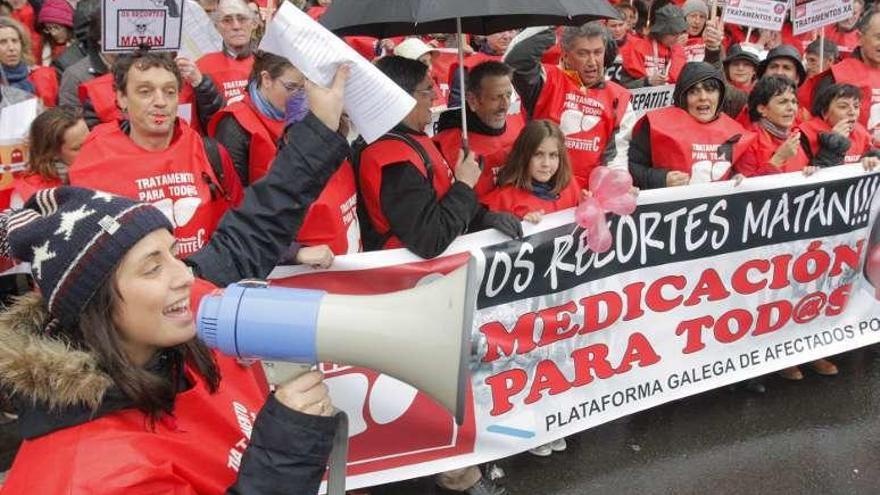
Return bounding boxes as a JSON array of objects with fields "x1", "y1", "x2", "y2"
[{"x1": 321, "y1": 0, "x2": 619, "y2": 149}]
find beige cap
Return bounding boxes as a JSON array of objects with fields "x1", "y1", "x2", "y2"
[{"x1": 394, "y1": 38, "x2": 437, "y2": 60}]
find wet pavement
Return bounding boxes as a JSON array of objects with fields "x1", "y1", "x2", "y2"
[
  {"x1": 0, "y1": 348, "x2": 878, "y2": 494},
  {"x1": 372, "y1": 347, "x2": 880, "y2": 495}
]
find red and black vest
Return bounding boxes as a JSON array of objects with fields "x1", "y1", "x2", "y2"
[
  {"x1": 70, "y1": 120, "x2": 234, "y2": 257},
  {"x1": 297, "y1": 160, "x2": 361, "y2": 255},
  {"x1": 207, "y1": 95, "x2": 284, "y2": 184},
  {"x1": 798, "y1": 116, "x2": 872, "y2": 165},
  {"x1": 646, "y1": 107, "x2": 753, "y2": 183},
  {"x1": 481, "y1": 179, "x2": 580, "y2": 219},
  {"x1": 532, "y1": 65, "x2": 631, "y2": 186},
  {"x1": 620, "y1": 36, "x2": 686, "y2": 83},
  {"x1": 734, "y1": 123, "x2": 809, "y2": 177},
  {"x1": 359, "y1": 132, "x2": 455, "y2": 250},
  {"x1": 433, "y1": 116, "x2": 524, "y2": 198},
  {"x1": 196, "y1": 52, "x2": 253, "y2": 103}
]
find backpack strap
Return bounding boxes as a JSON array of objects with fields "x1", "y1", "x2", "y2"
[{"x1": 201, "y1": 136, "x2": 230, "y2": 201}]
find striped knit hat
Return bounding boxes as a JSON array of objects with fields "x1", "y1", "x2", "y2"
[{"x1": 1, "y1": 187, "x2": 172, "y2": 328}]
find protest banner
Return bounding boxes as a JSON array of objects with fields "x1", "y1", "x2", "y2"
[
  {"x1": 270, "y1": 166, "x2": 880, "y2": 492},
  {"x1": 723, "y1": 0, "x2": 787, "y2": 31},
  {"x1": 628, "y1": 84, "x2": 674, "y2": 118},
  {"x1": 792, "y1": 0, "x2": 855, "y2": 36},
  {"x1": 102, "y1": 0, "x2": 185, "y2": 52}
]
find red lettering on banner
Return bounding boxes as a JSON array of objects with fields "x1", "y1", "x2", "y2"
[
  {"x1": 536, "y1": 301, "x2": 580, "y2": 347},
  {"x1": 683, "y1": 269, "x2": 731, "y2": 306},
  {"x1": 480, "y1": 313, "x2": 538, "y2": 363},
  {"x1": 731, "y1": 259, "x2": 770, "y2": 294},
  {"x1": 644, "y1": 275, "x2": 686, "y2": 312}
]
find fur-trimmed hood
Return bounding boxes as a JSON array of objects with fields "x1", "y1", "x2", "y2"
[
  {"x1": 0, "y1": 293, "x2": 142, "y2": 440},
  {"x1": 0, "y1": 292, "x2": 112, "y2": 411}
]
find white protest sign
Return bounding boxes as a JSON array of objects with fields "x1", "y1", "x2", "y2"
[
  {"x1": 102, "y1": 0, "x2": 185, "y2": 52},
  {"x1": 629, "y1": 84, "x2": 675, "y2": 119},
  {"x1": 723, "y1": 0, "x2": 788, "y2": 31},
  {"x1": 791, "y1": 0, "x2": 855, "y2": 36},
  {"x1": 259, "y1": 2, "x2": 415, "y2": 143},
  {"x1": 177, "y1": 0, "x2": 222, "y2": 61}
]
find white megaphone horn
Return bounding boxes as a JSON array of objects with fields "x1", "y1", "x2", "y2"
[{"x1": 196, "y1": 257, "x2": 476, "y2": 425}]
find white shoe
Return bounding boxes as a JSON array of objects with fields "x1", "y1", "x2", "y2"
[
  {"x1": 528, "y1": 442, "x2": 553, "y2": 457},
  {"x1": 549, "y1": 437, "x2": 567, "y2": 452}
]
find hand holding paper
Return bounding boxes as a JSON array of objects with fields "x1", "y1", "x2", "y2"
[{"x1": 259, "y1": 3, "x2": 415, "y2": 143}]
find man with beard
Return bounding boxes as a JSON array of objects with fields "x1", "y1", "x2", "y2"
[
  {"x1": 505, "y1": 22, "x2": 636, "y2": 187},
  {"x1": 434, "y1": 61, "x2": 524, "y2": 197}
]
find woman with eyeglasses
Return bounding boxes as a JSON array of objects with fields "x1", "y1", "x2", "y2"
[
  {"x1": 209, "y1": 51, "x2": 361, "y2": 266},
  {"x1": 36, "y1": 0, "x2": 74, "y2": 65}
]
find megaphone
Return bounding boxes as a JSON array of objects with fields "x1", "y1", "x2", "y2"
[{"x1": 197, "y1": 257, "x2": 476, "y2": 425}]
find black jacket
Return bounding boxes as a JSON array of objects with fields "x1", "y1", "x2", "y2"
[{"x1": 213, "y1": 114, "x2": 256, "y2": 186}]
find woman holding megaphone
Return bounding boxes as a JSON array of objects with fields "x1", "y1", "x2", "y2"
[{"x1": 0, "y1": 66, "x2": 351, "y2": 495}]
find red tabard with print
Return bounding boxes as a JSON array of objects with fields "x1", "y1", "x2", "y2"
[
  {"x1": 620, "y1": 36, "x2": 686, "y2": 82},
  {"x1": 433, "y1": 116, "x2": 523, "y2": 198},
  {"x1": 532, "y1": 64, "x2": 631, "y2": 187},
  {"x1": 481, "y1": 179, "x2": 580, "y2": 219},
  {"x1": 359, "y1": 133, "x2": 454, "y2": 250},
  {"x1": 646, "y1": 107, "x2": 753, "y2": 183},
  {"x1": 69, "y1": 121, "x2": 232, "y2": 257},
  {"x1": 797, "y1": 117, "x2": 872, "y2": 165},
  {"x1": 830, "y1": 58, "x2": 880, "y2": 140},
  {"x1": 684, "y1": 36, "x2": 705, "y2": 62},
  {"x1": 734, "y1": 122, "x2": 809, "y2": 177},
  {"x1": 826, "y1": 25, "x2": 859, "y2": 56},
  {"x1": 78, "y1": 74, "x2": 201, "y2": 132},
  {"x1": 2, "y1": 351, "x2": 268, "y2": 494},
  {"x1": 207, "y1": 94, "x2": 283, "y2": 184},
  {"x1": 197, "y1": 52, "x2": 253, "y2": 102},
  {"x1": 296, "y1": 160, "x2": 361, "y2": 255}
]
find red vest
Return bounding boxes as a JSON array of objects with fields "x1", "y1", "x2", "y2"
[
  {"x1": 481, "y1": 179, "x2": 580, "y2": 219},
  {"x1": 359, "y1": 132, "x2": 454, "y2": 250},
  {"x1": 734, "y1": 123, "x2": 809, "y2": 177},
  {"x1": 207, "y1": 95, "x2": 284, "y2": 184},
  {"x1": 79, "y1": 74, "x2": 201, "y2": 132},
  {"x1": 826, "y1": 25, "x2": 859, "y2": 57},
  {"x1": 297, "y1": 160, "x2": 361, "y2": 255},
  {"x1": 28, "y1": 66, "x2": 58, "y2": 108},
  {"x1": 646, "y1": 107, "x2": 753, "y2": 183},
  {"x1": 344, "y1": 36, "x2": 379, "y2": 61},
  {"x1": 684, "y1": 36, "x2": 705, "y2": 62},
  {"x1": 2, "y1": 350, "x2": 267, "y2": 495},
  {"x1": 12, "y1": 173, "x2": 63, "y2": 206},
  {"x1": 433, "y1": 116, "x2": 523, "y2": 198},
  {"x1": 830, "y1": 58, "x2": 880, "y2": 141},
  {"x1": 197, "y1": 52, "x2": 253, "y2": 103},
  {"x1": 620, "y1": 36, "x2": 686, "y2": 83},
  {"x1": 532, "y1": 65, "x2": 631, "y2": 186},
  {"x1": 797, "y1": 117, "x2": 872, "y2": 165},
  {"x1": 70, "y1": 121, "x2": 233, "y2": 257},
  {"x1": 307, "y1": 5, "x2": 327, "y2": 19}
]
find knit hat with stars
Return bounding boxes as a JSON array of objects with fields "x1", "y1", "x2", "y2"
[{"x1": 1, "y1": 187, "x2": 172, "y2": 328}]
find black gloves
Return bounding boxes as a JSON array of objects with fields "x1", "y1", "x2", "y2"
[
  {"x1": 813, "y1": 132, "x2": 851, "y2": 168},
  {"x1": 480, "y1": 211, "x2": 524, "y2": 240}
]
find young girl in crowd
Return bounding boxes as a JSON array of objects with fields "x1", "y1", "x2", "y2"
[
  {"x1": 13, "y1": 105, "x2": 88, "y2": 204},
  {"x1": 482, "y1": 120, "x2": 581, "y2": 226},
  {"x1": 482, "y1": 119, "x2": 580, "y2": 458}
]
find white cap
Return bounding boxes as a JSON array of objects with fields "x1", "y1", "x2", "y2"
[{"x1": 394, "y1": 38, "x2": 437, "y2": 61}]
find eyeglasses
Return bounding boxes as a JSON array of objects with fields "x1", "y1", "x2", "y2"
[
  {"x1": 42, "y1": 24, "x2": 64, "y2": 34},
  {"x1": 219, "y1": 14, "x2": 252, "y2": 26},
  {"x1": 279, "y1": 79, "x2": 304, "y2": 93},
  {"x1": 413, "y1": 87, "x2": 436, "y2": 98}
]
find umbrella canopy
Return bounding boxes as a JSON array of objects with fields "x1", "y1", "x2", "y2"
[{"x1": 321, "y1": 0, "x2": 620, "y2": 37}]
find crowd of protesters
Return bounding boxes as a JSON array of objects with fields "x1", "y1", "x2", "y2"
[{"x1": 0, "y1": 0, "x2": 876, "y2": 493}]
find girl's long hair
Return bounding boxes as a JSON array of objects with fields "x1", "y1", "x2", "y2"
[
  {"x1": 27, "y1": 106, "x2": 82, "y2": 180},
  {"x1": 495, "y1": 120, "x2": 572, "y2": 195}
]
